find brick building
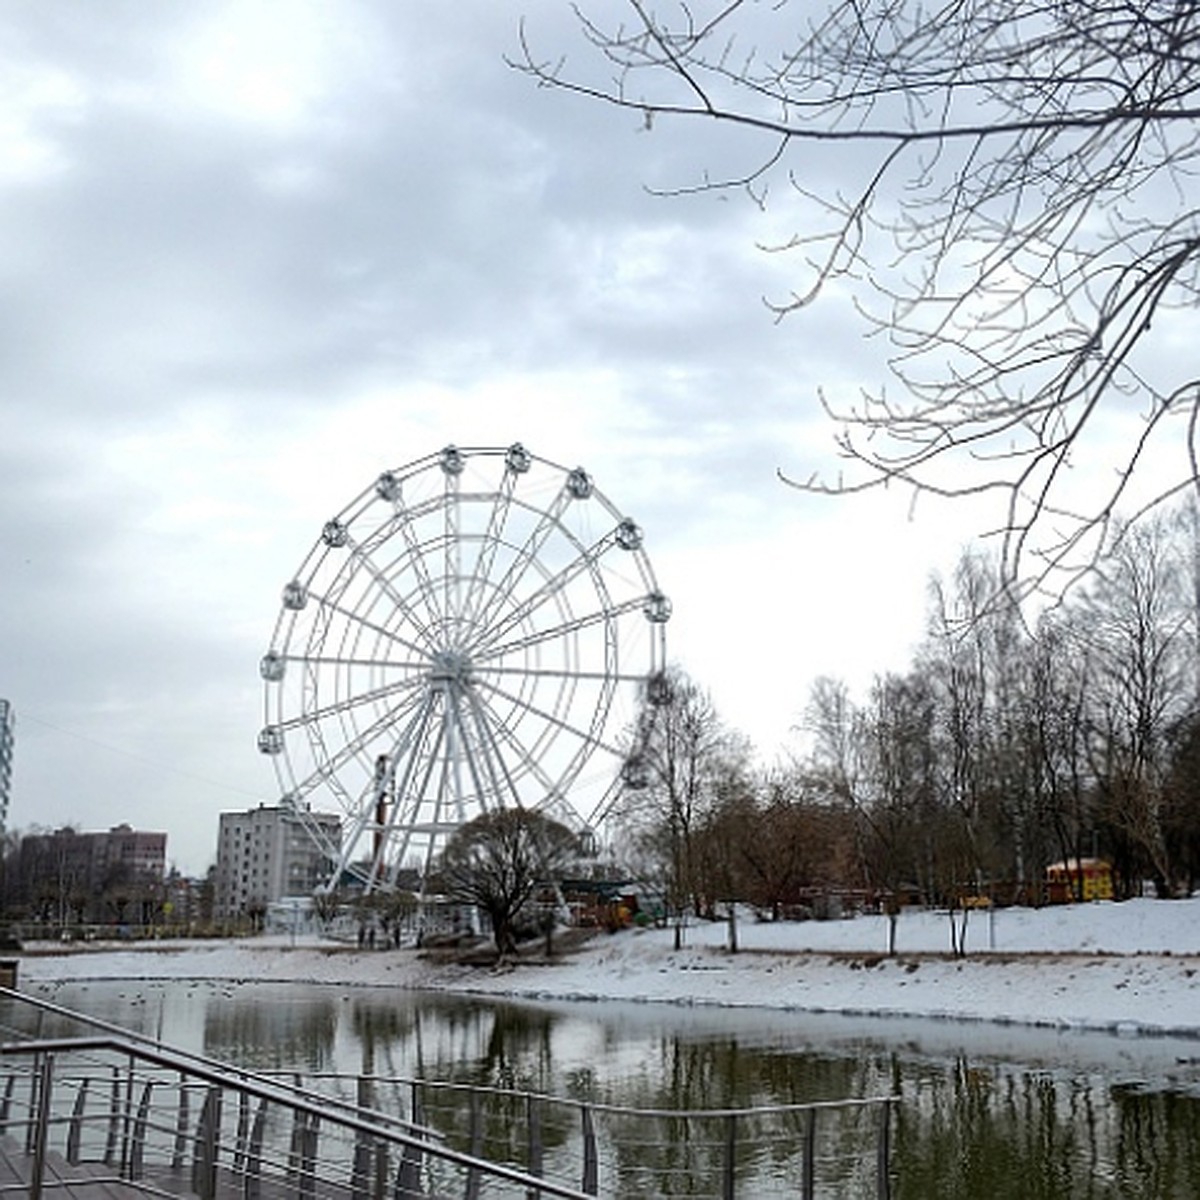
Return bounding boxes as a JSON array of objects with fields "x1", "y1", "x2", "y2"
[{"x1": 16, "y1": 823, "x2": 167, "y2": 925}]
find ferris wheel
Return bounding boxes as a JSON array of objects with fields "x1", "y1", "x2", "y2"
[{"x1": 257, "y1": 443, "x2": 670, "y2": 891}]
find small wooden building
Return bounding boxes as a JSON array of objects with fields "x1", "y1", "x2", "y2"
[{"x1": 1045, "y1": 857, "x2": 1114, "y2": 902}]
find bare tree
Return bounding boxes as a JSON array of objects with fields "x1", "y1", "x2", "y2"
[
  {"x1": 807, "y1": 668, "x2": 939, "y2": 952},
  {"x1": 1075, "y1": 516, "x2": 1192, "y2": 893},
  {"x1": 1163, "y1": 710, "x2": 1200, "y2": 895},
  {"x1": 437, "y1": 809, "x2": 579, "y2": 959},
  {"x1": 518, "y1": 2, "x2": 1200, "y2": 597},
  {"x1": 734, "y1": 769, "x2": 858, "y2": 920},
  {"x1": 617, "y1": 667, "x2": 749, "y2": 947},
  {"x1": 922, "y1": 551, "x2": 1057, "y2": 899},
  {"x1": 1021, "y1": 613, "x2": 1095, "y2": 901},
  {"x1": 311, "y1": 887, "x2": 344, "y2": 933}
]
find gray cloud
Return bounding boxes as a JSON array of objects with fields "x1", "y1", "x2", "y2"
[{"x1": 0, "y1": 1, "x2": 939, "y2": 873}]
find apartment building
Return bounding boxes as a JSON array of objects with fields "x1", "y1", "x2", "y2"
[
  {"x1": 214, "y1": 804, "x2": 341, "y2": 920},
  {"x1": 16, "y1": 823, "x2": 167, "y2": 924}
]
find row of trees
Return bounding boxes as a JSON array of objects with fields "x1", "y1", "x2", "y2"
[
  {"x1": 0, "y1": 830, "x2": 174, "y2": 929},
  {"x1": 619, "y1": 507, "x2": 1200, "y2": 942}
]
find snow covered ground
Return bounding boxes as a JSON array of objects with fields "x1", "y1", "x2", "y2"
[{"x1": 18, "y1": 898, "x2": 1200, "y2": 1038}]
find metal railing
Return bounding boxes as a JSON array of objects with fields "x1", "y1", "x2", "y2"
[
  {"x1": 263, "y1": 1072, "x2": 896, "y2": 1199},
  {"x1": 0, "y1": 1033, "x2": 596, "y2": 1199},
  {"x1": 0, "y1": 989, "x2": 897, "y2": 1198}
]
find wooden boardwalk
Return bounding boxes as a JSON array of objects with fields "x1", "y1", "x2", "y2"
[
  {"x1": 0, "y1": 1135, "x2": 200, "y2": 1197},
  {"x1": 0, "y1": 1136, "x2": 380, "y2": 1198}
]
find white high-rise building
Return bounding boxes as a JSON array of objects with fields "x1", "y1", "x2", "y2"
[
  {"x1": 0, "y1": 700, "x2": 13, "y2": 836},
  {"x1": 214, "y1": 805, "x2": 341, "y2": 920}
]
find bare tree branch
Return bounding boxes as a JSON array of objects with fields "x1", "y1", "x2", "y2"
[{"x1": 517, "y1": 0, "x2": 1200, "y2": 601}]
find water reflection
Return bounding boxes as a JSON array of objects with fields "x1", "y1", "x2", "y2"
[
  {"x1": 893, "y1": 1061, "x2": 1200, "y2": 1198},
  {"x1": 22, "y1": 979, "x2": 1200, "y2": 1198},
  {"x1": 203, "y1": 987, "x2": 338, "y2": 1071}
]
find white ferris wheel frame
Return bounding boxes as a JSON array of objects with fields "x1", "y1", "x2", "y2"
[{"x1": 258, "y1": 443, "x2": 669, "y2": 891}]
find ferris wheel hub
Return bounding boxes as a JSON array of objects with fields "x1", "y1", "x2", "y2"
[{"x1": 429, "y1": 648, "x2": 474, "y2": 686}]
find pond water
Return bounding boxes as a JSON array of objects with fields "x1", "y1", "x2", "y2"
[{"x1": 18, "y1": 978, "x2": 1200, "y2": 1198}]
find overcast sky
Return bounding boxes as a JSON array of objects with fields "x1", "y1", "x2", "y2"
[{"x1": 0, "y1": 1, "x2": 997, "y2": 875}]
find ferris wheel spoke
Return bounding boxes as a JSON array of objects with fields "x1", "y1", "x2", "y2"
[
  {"x1": 308, "y1": 592, "x2": 433, "y2": 663},
  {"x1": 473, "y1": 674, "x2": 622, "y2": 760},
  {"x1": 341, "y1": 537, "x2": 441, "y2": 656},
  {"x1": 469, "y1": 487, "x2": 574, "y2": 636},
  {"x1": 470, "y1": 530, "x2": 617, "y2": 657},
  {"x1": 362, "y1": 692, "x2": 439, "y2": 885},
  {"x1": 426, "y1": 710, "x2": 459, "y2": 864},
  {"x1": 471, "y1": 688, "x2": 568, "y2": 798},
  {"x1": 447, "y1": 694, "x2": 497, "y2": 815},
  {"x1": 584, "y1": 772, "x2": 625, "y2": 828},
  {"x1": 295, "y1": 816, "x2": 342, "y2": 869},
  {"x1": 389, "y1": 501, "x2": 446, "y2": 636},
  {"x1": 273, "y1": 673, "x2": 424, "y2": 735},
  {"x1": 461, "y1": 474, "x2": 519, "y2": 630},
  {"x1": 443, "y1": 465, "x2": 461, "y2": 635},
  {"x1": 474, "y1": 594, "x2": 640, "y2": 662},
  {"x1": 445, "y1": 692, "x2": 467, "y2": 826},
  {"x1": 285, "y1": 687, "x2": 426, "y2": 797},
  {"x1": 471, "y1": 689, "x2": 588, "y2": 832},
  {"x1": 479, "y1": 664, "x2": 645, "y2": 685},
  {"x1": 273, "y1": 652, "x2": 428, "y2": 674},
  {"x1": 460, "y1": 688, "x2": 520, "y2": 809},
  {"x1": 338, "y1": 801, "x2": 381, "y2": 879}
]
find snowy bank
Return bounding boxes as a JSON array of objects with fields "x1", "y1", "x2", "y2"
[{"x1": 17, "y1": 898, "x2": 1200, "y2": 1039}]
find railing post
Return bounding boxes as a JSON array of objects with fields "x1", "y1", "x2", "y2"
[
  {"x1": 580, "y1": 1103, "x2": 598, "y2": 1196},
  {"x1": 526, "y1": 1092, "x2": 543, "y2": 1200},
  {"x1": 66, "y1": 1075, "x2": 89, "y2": 1164},
  {"x1": 288, "y1": 1072, "x2": 305, "y2": 1185},
  {"x1": 172, "y1": 1081, "x2": 190, "y2": 1170},
  {"x1": 352, "y1": 1137, "x2": 373, "y2": 1200},
  {"x1": 245, "y1": 1098, "x2": 268, "y2": 1200},
  {"x1": 395, "y1": 1139, "x2": 424, "y2": 1200},
  {"x1": 0, "y1": 1072, "x2": 14, "y2": 1133},
  {"x1": 374, "y1": 1139, "x2": 388, "y2": 1200},
  {"x1": 104, "y1": 1064, "x2": 121, "y2": 1165},
  {"x1": 119, "y1": 1050, "x2": 136, "y2": 1177},
  {"x1": 876, "y1": 1098, "x2": 893, "y2": 1200},
  {"x1": 802, "y1": 1106, "x2": 816, "y2": 1200},
  {"x1": 29, "y1": 1051, "x2": 55, "y2": 1200},
  {"x1": 129, "y1": 1080, "x2": 153, "y2": 1181},
  {"x1": 723, "y1": 1111, "x2": 737, "y2": 1200},
  {"x1": 395, "y1": 1085, "x2": 424, "y2": 1200},
  {"x1": 24, "y1": 1052, "x2": 42, "y2": 1155},
  {"x1": 464, "y1": 1088, "x2": 482, "y2": 1200},
  {"x1": 289, "y1": 1093, "x2": 303, "y2": 1179},
  {"x1": 352, "y1": 1075, "x2": 375, "y2": 1200},
  {"x1": 191, "y1": 1084, "x2": 223, "y2": 1200},
  {"x1": 297, "y1": 1112, "x2": 319, "y2": 1199},
  {"x1": 234, "y1": 1089, "x2": 251, "y2": 1175}
]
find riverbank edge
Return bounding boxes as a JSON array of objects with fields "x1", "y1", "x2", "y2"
[{"x1": 17, "y1": 935, "x2": 1200, "y2": 1043}]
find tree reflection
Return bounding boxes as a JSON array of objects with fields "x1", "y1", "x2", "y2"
[
  {"x1": 892, "y1": 1063, "x2": 1200, "y2": 1200},
  {"x1": 203, "y1": 990, "x2": 337, "y2": 1072}
]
